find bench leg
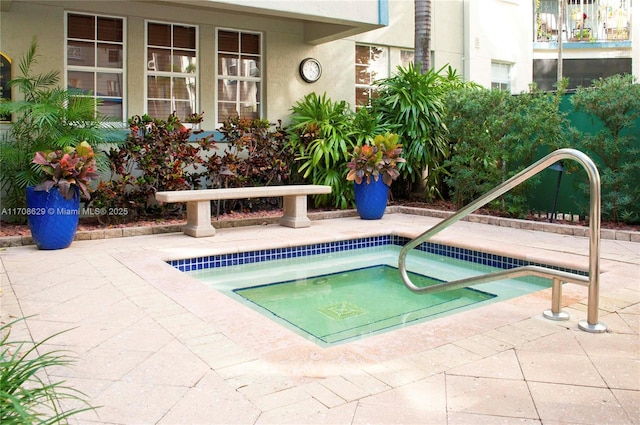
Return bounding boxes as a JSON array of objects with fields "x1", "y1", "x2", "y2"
[
  {"x1": 183, "y1": 201, "x2": 216, "y2": 237},
  {"x1": 280, "y1": 195, "x2": 311, "y2": 228}
]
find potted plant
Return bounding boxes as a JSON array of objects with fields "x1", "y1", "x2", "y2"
[
  {"x1": 26, "y1": 141, "x2": 99, "y2": 249},
  {"x1": 346, "y1": 133, "x2": 405, "y2": 219}
]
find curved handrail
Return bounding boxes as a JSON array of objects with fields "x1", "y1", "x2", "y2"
[{"x1": 398, "y1": 148, "x2": 606, "y2": 332}]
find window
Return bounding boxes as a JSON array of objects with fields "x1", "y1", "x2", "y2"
[
  {"x1": 66, "y1": 13, "x2": 125, "y2": 121},
  {"x1": 355, "y1": 45, "x2": 389, "y2": 109},
  {"x1": 146, "y1": 21, "x2": 197, "y2": 119},
  {"x1": 491, "y1": 62, "x2": 512, "y2": 91},
  {"x1": 217, "y1": 29, "x2": 262, "y2": 125},
  {"x1": 400, "y1": 50, "x2": 415, "y2": 69}
]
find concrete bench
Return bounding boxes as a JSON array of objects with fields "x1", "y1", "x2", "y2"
[{"x1": 155, "y1": 185, "x2": 332, "y2": 237}]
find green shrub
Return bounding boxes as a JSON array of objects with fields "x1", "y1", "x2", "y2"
[
  {"x1": 571, "y1": 74, "x2": 640, "y2": 223},
  {"x1": 443, "y1": 81, "x2": 571, "y2": 217}
]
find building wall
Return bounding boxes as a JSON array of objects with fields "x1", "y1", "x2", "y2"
[
  {"x1": 433, "y1": 0, "x2": 464, "y2": 73},
  {"x1": 465, "y1": 0, "x2": 533, "y2": 93},
  {"x1": 0, "y1": 0, "x2": 413, "y2": 129},
  {"x1": 2, "y1": 0, "x2": 635, "y2": 129}
]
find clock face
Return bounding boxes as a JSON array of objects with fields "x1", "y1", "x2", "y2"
[{"x1": 300, "y1": 58, "x2": 322, "y2": 83}]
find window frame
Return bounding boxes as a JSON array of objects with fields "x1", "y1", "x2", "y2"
[
  {"x1": 65, "y1": 11, "x2": 126, "y2": 122},
  {"x1": 215, "y1": 27, "x2": 263, "y2": 127},
  {"x1": 145, "y1": 19, "x2": 199, "y2": 120}
]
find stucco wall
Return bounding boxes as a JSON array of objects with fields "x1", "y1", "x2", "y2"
[
  {"x1": 466, "y1": 0, "x2": 533, "y2": 94},
  {"x1": 1, "y1": 0, "x2": 411, "y2": 129}
]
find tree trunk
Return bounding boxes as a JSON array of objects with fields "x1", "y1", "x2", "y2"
[{"x1": 415, "y1": 0, "x2": 431, "y2": 73}]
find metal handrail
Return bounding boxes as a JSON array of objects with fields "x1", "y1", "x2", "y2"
[{"x1": 398, "y1": 148, "x2": 606, "y2": 333}]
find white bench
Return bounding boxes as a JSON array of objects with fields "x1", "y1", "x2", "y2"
[{"x1": 155, "y1": 185, "x2": 332, "y2": 237}]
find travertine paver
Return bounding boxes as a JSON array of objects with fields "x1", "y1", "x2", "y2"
[
  {"x1": 529, "y1": 382, "x2": 634, "y2": 424},
  {"x1": 0, "y1": 213, "x2": 638, "y2": 424}
]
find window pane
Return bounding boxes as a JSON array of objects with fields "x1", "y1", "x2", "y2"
[
  {"x1": 148, "y1": 23, "x2": 171, "y2": 47},
  {"x1": 356, "y1": 87, "x2": 371, "y2": 107},
  {"x1": 99, "y1": 99, "x2": 123, "y2": 121},
  {"x1": 148, "y1": 48, "x2": 172, "y2": 72},
  {"x1": 355, "y1": 64, "x2": 370, "y2": 84},
  {"x1": 68, "y1": 41, "x2": 94, "y2": 66},
  {"x1": 219, "y1": 55, "x2": 238, "y2": 76},
  {"x1": 98, "y1": 43, "x2": 123, "y2": 68},
  {"x1": 239, "y1": 103, "x2": 259, "y2": 120},
  {"x1": 369, "y1": 47, "x2": 388, "y2": 81},
  {"x1": 401, "y1": 50, "x2": 414, "y2": 68},
  {"x1": 68, "y1": 71, "x2": 94, "y2": 95},
  {"x1": 355, "y1": 45, "x2": 370, "y2": 65},
  {"x1": 173, "y1": 50, "x2": 196, "y2": 73},
  {"x1": 174, "y1": 25, "x2": 196, "y2": 49},
  {"x1": 241, "y1": 57, "x2": 260, "y2": 77},
  {"x1": 239, "y1": 81, "x2": 259, "y2": 103},
  {"x1": 148, "y1": 76, "x2": 171, "y2": 98},
  {"x1": 148, "y1": 99, "x2": 172, "y2": 118},
  {"x1": 241, "y1": 33, "x2": 260, "y2": 54},
  {"x1": 68, "y1": 14, "x2": 94, "y2": 40},
  {"x1": 218, "y1": 80, "x2": 237, "y2": 102},
  {"x1": 97, "y1": 72, "x2": 122, "y2": 96},
  {"x1": 218, "y1": 31, "x2": 239, "y2": 52},
  {"x1": 173, "y1": 77, "x2": 196, "y2": 101},
  {"x1": 97, "y1": 17, "x2": 123, "y2": 42},
  {"x1": 218, "y1": 102, "x2": 239, "y2": 122},
  {"x1": 174, "y1": 101, "x2": 194, "y2": 118}
]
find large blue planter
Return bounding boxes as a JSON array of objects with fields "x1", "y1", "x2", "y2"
[
  {"x1": 26, "y1": 186, "x2": 80, "y2": 250},
  {"x1": 354, "y1": 177, "x2": 389, "y2": 220}
]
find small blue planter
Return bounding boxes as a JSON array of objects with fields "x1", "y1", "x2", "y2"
[
  {"x1": 354, "y1": 177, "x2": 389, "y2": 220},
  {"x1": 26, "y1": 186, "x2": 80, "y2": 250}
]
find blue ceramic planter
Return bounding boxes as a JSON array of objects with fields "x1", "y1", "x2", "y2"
[
  {"x1": 26, "y1": 186, "x2": 80, "y2": 250},
  {"x1": 354, "y1": 177, "x2": 389, "y2": 220}
]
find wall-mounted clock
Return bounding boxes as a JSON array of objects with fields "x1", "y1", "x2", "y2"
[{"x1": 299, "y1": 57, "x2": 322, "y2": 83}]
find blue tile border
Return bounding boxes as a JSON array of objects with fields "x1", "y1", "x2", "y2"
[{"x1": 168, "y1": 235, "x2": 586, "y2": 277}]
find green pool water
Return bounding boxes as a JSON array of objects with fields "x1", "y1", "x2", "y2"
[
  {"x1": 234, "y1": 265, "x2": 495, "y2": 345},
  {"x1": 188, "y1": 245, "x2": 550, "y2": 346}
]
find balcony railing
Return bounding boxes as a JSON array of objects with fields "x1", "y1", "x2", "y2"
[{"x1": 536, "y1": 0, "x2": 631, "y2": 43}]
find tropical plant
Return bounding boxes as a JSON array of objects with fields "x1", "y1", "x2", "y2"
[
  {"x1": 346, "y1": 133, "x2": 405, "y2": 186},
  {"x1": 91, "y1": 113, "x2": 216, "y2": 222},
  {"x1": 213, "y1": 116, "x2": 293, "y2": 188},
  {"x1": 0, "y1": 318, "x2": 96, "y2": 424},
  {"x1": 571, "y1": 74, "x2": 640, "y2": 223},
  {"x1": 371, "y1": 63, "x2": 459, "y2": 199},
  {"x1": 203, "y1": 116, "x2": 294, "y2": 214},
  {"x1": 32, "y1": 141, "x2": 99, "y2": 200},
  {"x1": 286, "y1": 92, "x2": 355, "y2": 209},
  {"x1": 0, "y1": 37, "x2": 111, "y2": 221}
]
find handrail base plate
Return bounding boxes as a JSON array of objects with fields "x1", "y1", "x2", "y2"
[
  {"x1": 543, "y1": 310, "x2": 570, "y2": 321},
  {"x1": 578, "y1": 320, "x2": 607, "y2": 333}
]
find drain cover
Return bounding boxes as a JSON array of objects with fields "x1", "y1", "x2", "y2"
[{"x1": 318, "y1": 302, "x2": 366, "y2": 320}]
